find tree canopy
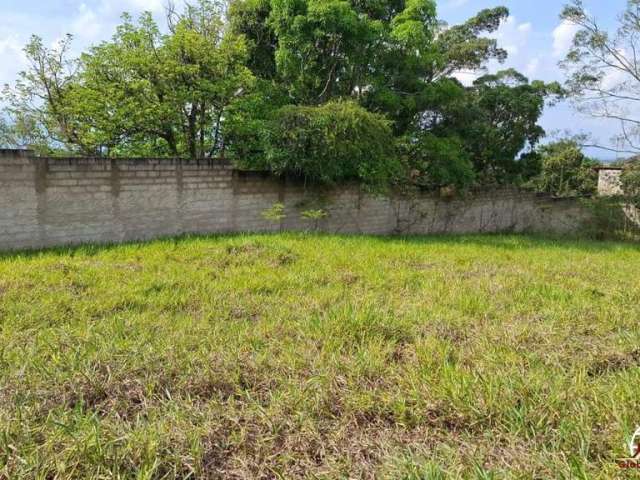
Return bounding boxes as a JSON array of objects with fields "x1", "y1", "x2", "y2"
[
  {"x1": 1, "y1": 0, "x2": 562, "y2": 190},
  {"x1": 529, "y1": 140, "x2": 598, "y2": 197},
  {"x1": 2, "y1": 1, "x2": 253, "y2": 158},
  {"x1": 560, "y1": 0, "x2": 640, "y2": 155},
  {"x1": 242, "y1": 100, "x2": 400, "y2": 187}
]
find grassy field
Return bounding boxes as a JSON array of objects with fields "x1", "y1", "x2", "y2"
[{"x1": 1, "y1": 233, "x2": 640, "y2": 479}]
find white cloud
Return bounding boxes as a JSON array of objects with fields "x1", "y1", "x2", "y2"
[
  {"x1": 552, "y1": 20, "x2": 579, "y2": 58},
  {"x1": 601, "y1": 56, "x2": 629, "y2": 90},
  {"x1": 525, "y1": 58, "x2": 540, "y2": 77},
  {"x1": 452, "y1": 70, "x2": 479, "y2": 86},
  {"x1": 504, "y1": 45, "x2": 519, "y2": 56},
  {"x1": 71, "y1": 3, "x2": 103, "y2": 41},
  {"x1": 0, "y1": 36, "x2": 24, "y2": 61},
  {"x1": 83, "y1": 0, "x2": 166, "y2": 16},
  {"x1": 517, "y1": 22, "x2": 532, "y2": 34},
  {"x1": 0, "y1": 0, "x2": 168, "y2": 97},
  {"x1": 492, "y1": 16, "x2": 533, "y2": 63},
  {"x1": 124, "y1": 0, "x2": 165, "y2": 13},
  {"x1": 446, "y1": 0, "x2": 469, "y2": 7},
  {"x1": 0, "y1": 35, "x2": 27, "y2": 87},
  {"x1": 451, "y1": 16, "x2": 534, "y2": 87}
]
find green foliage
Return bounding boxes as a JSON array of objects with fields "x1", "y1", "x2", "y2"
[
  {"x1": 400, "y1": 133, "x2": 475, "y2": 190},
  {"x1": 243, "y1": 100, "x2": 400, "y2": 187},
  {"x1": 261, "y1": 202, "x2": 287, "y2": 222},
  {"x1": 79, "y1": 4, "x2": 254, "y2": 158},
  {"x1": 229, "y1": 0, "x2": 278, "y2": 78},
  {"x1": 530, "y1": 140, "x2": 598, "y2": 197},
  {"x1": 224, "y1": 79, "x2": 290, "y2": 161},
  {"x1": 0, "y1": 117, "x2": 22, "y2": 149},
  {"x1": 268, "y1": 0, "x2": 384, "y2": 104},
  {"x1": 395, "y1": 70, "x2": 561, "y2": 189},
  {"x1": 2, "y1": 0, "x2": 569, "y2": 192},
  {"x1": 2, "y1": 1, "x2": 254, "y2": 158},
  {"x1": 230, "y1": 0, "x2": 509, "y2": 131},
  {"x1": 1, "y1": 35, "x2": 83, "y2": 155},
  {"x1": 432, "y1": 70, "x2": 564, "y2": 184},
  {"x1": 300, "y1": 208, "x2": 328, "y2": 221},
  {"x1": 228, "y1": 4, "x2": 558, "y2": 190},
  {"x1": 621, "y1": 159, "x2": 640, "y2": 208},
  {"x1": 366, "y1": 6, "x2": 510, "y2": 135},
  {"x1": 300, "y1": 208, "x2": 329, "y2": 231},
  {"x1": 580, "y1": 196, "x2": 639, "y2": 241}
]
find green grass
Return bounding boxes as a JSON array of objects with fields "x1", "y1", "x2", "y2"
[{"x1": 1, "y1": 233, "x2": 640, "y2": 479}]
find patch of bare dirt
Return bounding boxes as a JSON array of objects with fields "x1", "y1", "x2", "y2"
[{"x1": 587, "y1": 349, "x2": 640, "y2": 377}]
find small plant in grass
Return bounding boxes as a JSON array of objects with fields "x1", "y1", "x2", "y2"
[
  {"x1": 300, "y1": 208, "x2": 328, "y2": 231},
  {"x1": 261, "y1": 202, "x2": 286, "y2": 223}
]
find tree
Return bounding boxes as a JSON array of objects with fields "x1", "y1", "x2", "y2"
[
  {"x1": 229, "y1": 0, "x2": 509, "y2": 127},
  {"x1": 365, "y1": 6, "x2": 510, "y2": 135},
  {"x1": 240, "y1": 100, "x2": 400, "y2": 187},
  {"x1": 2, "y1": 1, "x2": 254, "y2": 158},
  {"x1": 399, "y1": 133, "x2": 475, "y2": 190},
  {"x1": 229, "y1": 0, "x2": 278, "y2": 79},
  {"x1": 2, "y1": 0, "x2": 561, "y2": 193},
  {"x1": 560, "y1": 0, "x2": 640, "y2": 154},
  {"x1": 228, "y1": 0, "x2": 522, "y2": 187},
  {"x1": 1, "y1": 35, "x2": 86, "y2": 154},
  {"x1": 530, "y1": 140, "x2": 598, "y2": 197},
  {"x1": 432, "y1": 70, "x2": 563, "y2": 184}
]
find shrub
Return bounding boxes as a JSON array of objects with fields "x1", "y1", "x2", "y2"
[
  {"x1": 399, "y1": 133, "x2": 475, "y2": 191},
  {"x1": 258, "y1": 100, "x2": 401, "y2": 188},
  {"x1": 261, "y1": 202, "x2": 286, "y2": 222},
  {"x1": 531, "y1": 140, "x2": 598, "y2": 197},
  {"x1": 621, "y1": 158, "x2": 640, "y2": 207},
  {"x1": 580, "y1": 197, "x2": 634, "y2": 240}
]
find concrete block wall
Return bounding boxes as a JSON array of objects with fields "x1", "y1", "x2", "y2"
[
  {"x1": 0, "y1": 150, "x2": 592, "y2": 251},
  {"x1": 0, "y1": 150, "x2": 41, "y2": 250}
]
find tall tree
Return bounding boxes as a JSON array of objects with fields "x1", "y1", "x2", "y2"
[
  {"x1": 1, "y1": 35, "x2": 87, "y2": 154},
  {"x1": 228, "y1": 0, "x2": 538, "y2": 188},
  {"x1": 561, "y1": 0, "x2": 640, "y2": 154},
  {"x1": 531, "y1": 139, "x2": 598, "y2": 197},
  {"x1": 2, "y1": 0, "x2": 559, "y2": 192},
  {"x1": 437, "y1": 70, "x2": 563, "y2": 183},
  {"x1": 2, "y1": 1, "x2": 254, "y2": 158},
  {"x1": 229, "y1": 0, "x2": 509, "y2": 119}
]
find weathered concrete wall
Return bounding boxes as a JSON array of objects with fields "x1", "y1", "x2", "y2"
[
  {"x1": 0, "y1": 150, "x2": 591, "y2": 251},
  {"x1": 597, "y1": 167, "x2": 624, "y2": 196}
]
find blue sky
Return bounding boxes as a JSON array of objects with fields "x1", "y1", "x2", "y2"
[{"x1": 0, "y1": 0, "x2": 631, "y2": 159}]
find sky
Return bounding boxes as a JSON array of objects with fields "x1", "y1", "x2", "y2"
[{"x1": 0, "y1": 0, "x2": 632, "y2": 160}]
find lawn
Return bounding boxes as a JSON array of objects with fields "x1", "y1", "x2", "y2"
[{"x1": 1, "y1": 233, "x2": 640, "y2": 479}]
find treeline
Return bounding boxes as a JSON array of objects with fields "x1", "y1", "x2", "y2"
[{"x1": 0, "y1": 0, "x2": 596, "y2": 192}]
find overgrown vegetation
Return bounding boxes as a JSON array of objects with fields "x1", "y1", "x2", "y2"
[
  {"x1": 529, "y1": 140, "x2": 598, "y2": 197},
  {"x1": 621, "y1": 158, "x2": 640, "y2": 208},
  {"x1": 238, "y1": 100, "x2": 400, "y2": 188},
  {"x1": 1, "y1": 0, "x2": 563, "y2": 190},
  {"x1": 579, "y1": 196, "x2": 638, "y2": 240},
  {"x1": 1, "y1": 234, "x2": 639, "y2": 478}
]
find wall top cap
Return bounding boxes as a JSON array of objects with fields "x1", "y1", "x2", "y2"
[
  {"x1": 0, "y1": 148, "x2": 35, "y2": 157},
  {"x1": 593, "y1": 165, "x2": 623, "y2": 171}
]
